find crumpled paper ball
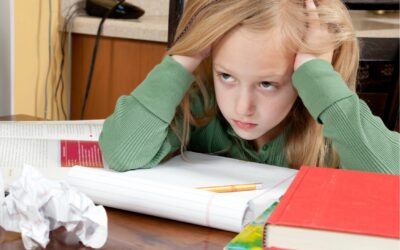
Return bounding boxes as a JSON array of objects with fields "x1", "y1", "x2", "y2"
[{"x1": 0, "y1": 165, "x2": 108, "y2": 249}]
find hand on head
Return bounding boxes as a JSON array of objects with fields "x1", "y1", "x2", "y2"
[
  {"x1": 294, "y1": 0, "x2": 334, "y2": 70},
  {"x1": 172, "y1": 46, "x2": 211, "y2": 72}
]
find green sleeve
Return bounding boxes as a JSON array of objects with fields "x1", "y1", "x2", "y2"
[
  {"x1": 293, "y1": 59, "x2": 400, "y2": 174},
  {"x1": 99, "y1": 56, "x2": 194, "y2": 171}
]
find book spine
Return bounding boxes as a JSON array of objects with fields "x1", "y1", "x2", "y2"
[
  {"x1": 266, "y1": 167, "x2": 310, "y2": 224},
  {"x1": 262, "y1": 166, "x2": 311, "y2": 248}
]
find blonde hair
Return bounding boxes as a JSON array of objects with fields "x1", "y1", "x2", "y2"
[{"x1": 168, "y1": 0, "x2": 359, "y2": 169}]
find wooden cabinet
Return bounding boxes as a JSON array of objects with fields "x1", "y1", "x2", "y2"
[
  {"x1": 71, "y1": 34, "x2": 167, "y2": 120},
  {"x1": 356, "y1": 38, "x2": 399, "y2": 131}
]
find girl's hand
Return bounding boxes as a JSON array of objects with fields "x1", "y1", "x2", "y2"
[
  {"x1": 172, "y1": 46, "x2": 211, "y2": 72},
  {"x1": 294, "y1": 0, "x2": 334, "y2": 70}
]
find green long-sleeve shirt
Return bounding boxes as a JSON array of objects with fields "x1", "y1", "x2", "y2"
[{"x1": 99, "y1": 56, "x2": 400, "y2": 174}]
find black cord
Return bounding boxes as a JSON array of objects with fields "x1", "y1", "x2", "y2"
[
  {"x1": 44, "y1": 0, "x2": 52, "y2": 119},
  {"x1": 80, "y1": 0, "x2": 125, "y2": 119},
  {"x1": 56, "y1": 5, "x2": 81, "y2": 119},
  {"x1": 55, "y1": 6, "x2": 83, "y2": 120}
]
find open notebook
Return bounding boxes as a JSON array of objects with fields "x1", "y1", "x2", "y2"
[{"x1": 66, "y1": 152, "x2": 297, "y2": 232}]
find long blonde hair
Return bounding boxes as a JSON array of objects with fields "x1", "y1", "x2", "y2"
[{"x1": 168, "y1": 0, "x2": 359, "y2": 169}]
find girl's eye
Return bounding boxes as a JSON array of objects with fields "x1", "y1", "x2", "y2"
[
  {"x1": 220, "y1": 73, "x2": 234, "y2": 82},
  {"x1": 260, "y1": 81, "x2": 274, "y2": 89}
]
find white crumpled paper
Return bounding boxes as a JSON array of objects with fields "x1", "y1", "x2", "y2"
[{"x1": 0, "y1": 165, "x2": 108, "y2": 249}]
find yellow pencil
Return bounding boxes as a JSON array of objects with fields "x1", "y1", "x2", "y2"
[{"x1": 196, "y1": 183, "x2": 263, "y2": 193}]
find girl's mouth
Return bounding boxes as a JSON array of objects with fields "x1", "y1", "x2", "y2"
[{"x1": 233, "y1": 120, "x2": 257, "y2": 130}]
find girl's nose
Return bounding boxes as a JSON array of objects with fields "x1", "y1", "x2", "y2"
[{"x1": 235, "y1": 91, "x2": 255, "y2": 116}]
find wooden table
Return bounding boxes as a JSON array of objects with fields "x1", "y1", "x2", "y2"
[
  {"x1": 0, "y1": 207, "x2": 235, "y2": 249},
  {"x1": 0, "y1": 115, "x2": 236, "y2": 249}
]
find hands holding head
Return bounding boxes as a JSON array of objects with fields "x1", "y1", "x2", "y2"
[
  {"x1": 172, "y1": 46, "x2": 211, "y2": 72},
  {"x1": 294, "y1": 0, "x2": 334, "y2": 70},
  {"x1": 172, "y1": 0, "x2": 335, "y2": 74}
]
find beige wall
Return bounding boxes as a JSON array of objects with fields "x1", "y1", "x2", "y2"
[{"x1": 14, "y1": 0, "x2": 65, "y2": 120}]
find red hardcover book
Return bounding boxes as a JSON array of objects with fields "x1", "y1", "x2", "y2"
[{"x1": 264, "y1": 167, "x2": 400, "y2": 250}]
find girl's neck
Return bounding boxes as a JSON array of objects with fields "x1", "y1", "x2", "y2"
[{"x1": 253, "y1": 118, "x2": 290, "y2": 151}]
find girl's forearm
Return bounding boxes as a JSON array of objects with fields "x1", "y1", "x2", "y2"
[{"x1": 171, "y1": 54, "x2": 203, "y2": 72}]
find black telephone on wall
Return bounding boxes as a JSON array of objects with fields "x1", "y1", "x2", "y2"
[{"x1": 85, "y1": 0, "x2": 145, "y2": 19}]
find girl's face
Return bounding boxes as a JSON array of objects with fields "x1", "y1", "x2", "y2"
[{"x1": 212, "y1": 26, "x2": 298, "y2": 149}]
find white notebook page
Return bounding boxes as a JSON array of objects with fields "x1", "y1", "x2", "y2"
[{"x1": 66, "y1": 152, "x2": 297, "y2": 232}]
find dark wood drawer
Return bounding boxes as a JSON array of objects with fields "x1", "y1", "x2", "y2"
[
  {"x1": 356, "y1": 38, "x2": 399, "y2": 131},
  {"x1": 356, "y1": 61, "x2": 396, "y2": 92},
  {"x1": 358, "y1": 92, "x2": 388, "y2": 117}
]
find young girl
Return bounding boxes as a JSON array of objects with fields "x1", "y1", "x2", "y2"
[{"x1": 99, "y1": 0, "x2": 399, "y2": 174}]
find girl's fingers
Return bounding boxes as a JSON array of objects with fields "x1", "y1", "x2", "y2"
[
  {"x1": 294, "y1": 0, "x2": 334, "y2": 70},
  {"x1": 305, "y1": 0, "x2": 317, "y2": 12},
  {"x1": 305, "y1": 0, "x2": 320, "y2": 31}
]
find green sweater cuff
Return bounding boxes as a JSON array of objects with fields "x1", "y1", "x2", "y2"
[
  {"x1": 132, "y1": 56, "x2": 195, "y2": 123},
  {"x1": 292, "y1": 59, "x2": 355, "y2": 123}
]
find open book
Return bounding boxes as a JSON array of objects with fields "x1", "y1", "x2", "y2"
[
  {"x1": 0, "y1": 120, "x2": 297, "y2": 232},
  {"x1": 0, "y1": 120, "x2": 105, "y2": 188},
  {"x1": 66, "y1": 152, "x2": 297, "y2": 232}
]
